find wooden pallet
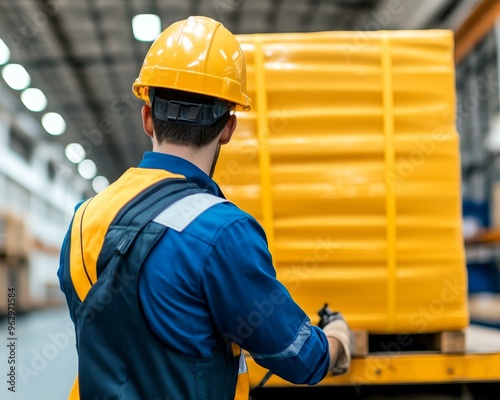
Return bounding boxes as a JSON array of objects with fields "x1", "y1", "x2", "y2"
[{"x1": 352, "y1": 329, "x2": 466, "y2": 356}]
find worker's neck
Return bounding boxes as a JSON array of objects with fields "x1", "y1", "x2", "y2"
[{"x1": 153, "y1": 141, "x2": 217, "y2": 177}]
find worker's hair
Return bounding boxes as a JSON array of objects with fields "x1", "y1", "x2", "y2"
[{"x1": 150, "y1": 88, "x2": 231, "y2": 148}]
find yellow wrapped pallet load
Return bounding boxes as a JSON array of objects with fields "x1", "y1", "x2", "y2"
[{"x1": 214, "y1": 29, "x2": 468, "y2": 334}]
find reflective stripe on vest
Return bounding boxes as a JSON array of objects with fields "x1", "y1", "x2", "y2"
[
  {"x1": 153, "y1": 192, "x2": 228, "y2": 231},
  {"x1": 230, "y1": 339, "x2": 249, "y2": 400}
]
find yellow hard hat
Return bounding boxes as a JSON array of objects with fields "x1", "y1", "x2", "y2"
[{"x1": 132, "y1": 16, "x2": 251, "y2": 111}]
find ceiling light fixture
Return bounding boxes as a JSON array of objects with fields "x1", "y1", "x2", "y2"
[
  {"x1": 41, "y1": 112, "x2": 66, "y2": 135},
  {"x1": 132, "y1": 14, "x2": 161, "y2": 42},
  {"x1": 92, "y1": 175, "x2": 109, "y2": 193},
  {"x1": 2, "y1": 63, "x2": 31, "y2": 90},
  {"x1": 21, "y1": 88, "x2": 48, "y2": 112},
  {"x1": 78, "y1": 159, "x2": 97, "y2": 180},
  {"x1": 0, "y1": 38, "x2": 10, "y2": 65},
  {"x1": 65, "y1": 143, "x2": 86, "y2": 164}
]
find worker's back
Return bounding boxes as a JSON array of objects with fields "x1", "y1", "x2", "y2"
[{"x1": 59, "y1": 167, "x2": 240, "y2": 399}]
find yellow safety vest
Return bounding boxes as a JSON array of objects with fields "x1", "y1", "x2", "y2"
[{"x1": 64, "y1": 168, "x2": 250, "y2": 399}]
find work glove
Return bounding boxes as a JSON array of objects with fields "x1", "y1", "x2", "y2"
[{"x1": 317, "y1": 303, "x2": 353, "y2": 376}]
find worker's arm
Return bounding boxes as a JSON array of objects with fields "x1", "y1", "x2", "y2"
[
  {"x1": 57, "y1": 200, "x2": 86, "y2": 294},
  {"x1": 57, "y1": 200, "x2": 86, "y2": 322},
  {"x1": 327, "y1": 337, "x2": 345, "y2": 372},
  {"x1": 57, "y1": 229, "x2": 70, "y2": 294},
  {"x1": 199, "y1": 215, "x2": 350, "y2": 384}
]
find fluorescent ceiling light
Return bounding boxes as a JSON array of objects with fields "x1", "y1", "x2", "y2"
[
  {"x1": 78, "y1": 159, "x2": 97, "y2": 180},
  {"x1": 0, "y1": 38, "x2": 10, "y2": 65},
  {"x1": 486, "y1": 113, "x2": 500, "y2": 153},
  {"x1": 132, "y1": 14, "x2": 161, "y2": 42},
  {"x1": 21, "y1": 88, "x2": 47, "y2": 112},
  {"x1": 2, "y1": 63, "x2": 31, "y2": 90},
  {"x1": 65, "y1": 143, "x2": 86, "y2": 164},
  {"x1": 92, "y1": 175, "x2": 109, "y2": 193},
  {"x1": 41, "y1": 112, "x2": 66, "y2": 135}
]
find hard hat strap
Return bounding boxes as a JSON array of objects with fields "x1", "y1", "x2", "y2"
[{"x1": 150, "y1": 88, "x2": 230, "y2": 126}]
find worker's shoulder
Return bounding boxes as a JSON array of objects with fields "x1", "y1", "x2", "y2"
[
  {"x1": 199, "y1": 199, "x2": 259, "y2": 228},
  {"x1": 184, "y1": 199, "x2": 264, "y2": 240}
]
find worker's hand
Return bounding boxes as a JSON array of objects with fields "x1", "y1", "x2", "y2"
[{"x1": 317, "y1": 304, "x2": 353, "y2": 376}]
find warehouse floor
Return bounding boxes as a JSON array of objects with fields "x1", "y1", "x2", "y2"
[{"x1": 0, "y1": 307, "x2": 77, "y2": 400}]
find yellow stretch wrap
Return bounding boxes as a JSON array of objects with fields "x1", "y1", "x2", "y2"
[{"x1": 215, "y1": 30, "x2": 468, "y2": 335}]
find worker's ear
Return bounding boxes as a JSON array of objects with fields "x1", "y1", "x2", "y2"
[
  {"x1": 141, "y1": 105, "x2": 154, "y2": 139},
  {"x1": 219, "y1": 114, "x2": 237, "y2": 145}
]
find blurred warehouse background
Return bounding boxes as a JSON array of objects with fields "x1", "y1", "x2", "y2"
[{"x1": 1, "y1": 0, "x2": 500, "y2": 398}]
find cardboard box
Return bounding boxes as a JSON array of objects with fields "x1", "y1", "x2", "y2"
[
  {"x1": 0, "y1": 263, "x2": 8, "y2": 315},
  {"x1": 0, "y1": 210, "x2": 30, "y2": 260},
  {"x1": 11, "y1": 264, "x2": 32, "y2": 313},
  {"x1": 0, "y1": 262, "x2": 33, "y2": 314}
]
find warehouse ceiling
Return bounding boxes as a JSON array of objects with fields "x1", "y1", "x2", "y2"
[{"x1": 0, "y1": 0, "x2": 479, "y2": 186}]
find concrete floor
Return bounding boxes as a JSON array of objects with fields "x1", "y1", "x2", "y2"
[{"x1": 0, "y1": 307, "x2": 77, "y2": 400}]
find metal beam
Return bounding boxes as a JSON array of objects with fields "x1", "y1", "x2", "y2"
[
  {"x1": 265, "y1": 0, "x2": 283, "y2": 33},
  {"x1": 22, "y1": 54, "x2": 136, "y2": 69},
  {"x1": 455, "y1": 0, "x2": 500, "y2": 63},
  {"x1": 86, "y1": 0, "x2": 136, "y2": 171},
  {"x1": 225, "y1": 1, "x2": 244, "y2": 34},
  {"x1": 300, "y1": 0, "x2": 320, "y2": 31},
  {"x1": 247, "y1": 351, "x2": 500, "y2": 388}
]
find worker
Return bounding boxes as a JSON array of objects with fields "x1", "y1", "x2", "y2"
[{"x1": 58, "y1": 15, "x2": 353, "y2": 400}]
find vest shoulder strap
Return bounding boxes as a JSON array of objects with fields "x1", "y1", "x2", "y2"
[{"x1": 96, "y1": 180, "x2": 208, "y2": 279}]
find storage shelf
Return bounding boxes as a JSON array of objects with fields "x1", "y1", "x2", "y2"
[{"x1": 465, "y1": 229, "x2": 500, "y2": 245}]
